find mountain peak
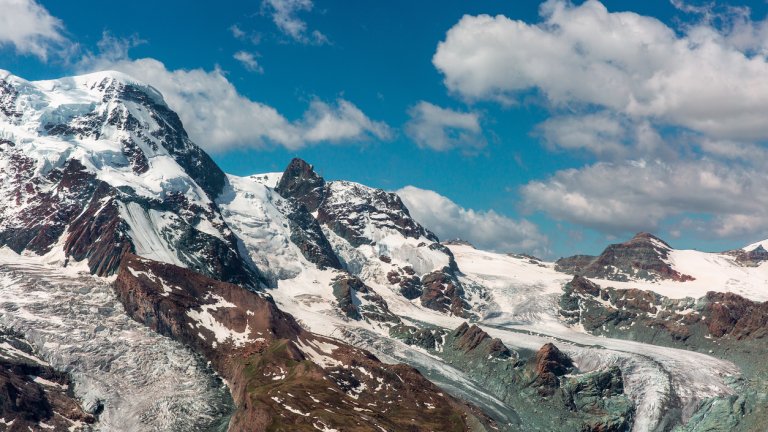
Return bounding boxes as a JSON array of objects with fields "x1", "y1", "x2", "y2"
[
  {"x1": 628, "y1": 232, "x2": 671, "y2": 249},
  {"x1": 276, "y1": 157, "x2": 326, "y2": 211}
]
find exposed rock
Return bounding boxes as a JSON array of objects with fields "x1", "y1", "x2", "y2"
[
  {"x1": 725, "y1": 245, "x2": 768, "y2": 267},
  {"x1": 452, "y1": 323, "x2": 511, "y2": 359},
  {"x1": 386, "y1": 267, "x2": 423, "y2": 300},
  {"x1": 443, "y1": 239, "x2": 475, "y2": 247},
  {"x1": 275, "y1": 158, "x2": 326, "y2": 212},
  {"x1": 389, "y1": 325, "x2": 447, "y2": 351},
  {"x1": 530, "y1": 343, "x2": 574, "y2": 395},
  {"x1": 331, "y1": 274, "x2": 398, "y2": 323},
  {"x1": 556, "y1": 233, "x2": 694, "y2": 282},
  {"x1": 421, "y1": 269, "x2": 470, "y2": 317},
  {"x1": 114, "y1": 254, "x2": 494, "y2": 431},
  {"x1": 562, "y1": 367, "x2": 632, "y2": 432},
  {"x1": 704, "y1": 292, "x2": 768, "y2": 340},
  {"x1": 0, "y1": 331, "x2": 95, "y2": 431},
  {"x1": 284, "y1": 204, "x2": 342, "y2": 270}
]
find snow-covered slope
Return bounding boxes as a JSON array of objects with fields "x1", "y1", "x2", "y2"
[
  {"x1": 556, "y1": 232, "x2": 768, "y2": 301},
  {"x1": 446, "y1": 244, "x2": 739, "y2": 432},
  {"x1": 594, "y1": 247, "x2": 768, "y2": 301},
  {"x1": 0, "y1": 70, "x2": 260, "y2": 286}
]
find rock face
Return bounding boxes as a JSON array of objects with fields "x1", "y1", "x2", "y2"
[
  {"x1": 532, "y1": 343, "x2": 574, "y2": 395},
  {"x1": 330, "y1": 274, "x2": 398, "y2": 322},
  {"x1": 271, "y1": 158, "x2": 474, "y2": 316},
  {"x1": 725, "y1": 244, "x2": 768, "y2": 267},
  {"x1": 284, "y1": 204, "x2": 342, "y2": 270},
  {"x1": 556, "y1": 233, "x2": 694, "y2": 282},
  {"x1": 0, "y1": 331, "x2": 95, "y2": 431},
  {"x1": 560, "y1": 275, "x2": 768, "y2": 343},
  {"x1": 275, "y1": 158, "x2": 326, "y2": 212},
  {"x1": 113, "y1": 254, "x2": 494, "y2": 432},
  {"x1": 704, "y1": 292, "x2": 768, "y2": 340},
  {"x1": 421, "y1": 269, "x2": 471, "y2": 316}
]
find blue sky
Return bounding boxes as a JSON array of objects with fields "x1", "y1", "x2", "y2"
[{"x1": 3, "y1": 0, "x2": 768, "y2": 258}]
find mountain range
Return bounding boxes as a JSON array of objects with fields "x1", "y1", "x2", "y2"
[{"x1": 0, "y1": 70, "x2": 766, "y2": 432}]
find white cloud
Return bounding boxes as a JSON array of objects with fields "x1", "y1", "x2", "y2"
[
  {"x1": 261, "y1": 0, "x2": 328, "y2": 44},
  {"x1": 520, "y1": 158, "x2": 768, "y2": 238},
  {"x1": 233, "y1": 51, "x2": 263, "y2": 73},
  {"x1": 80, "y1": 42, "x2": 390, "y2": 152},
  {"x1": 230, "y1": 24, "x2": 246, "y2": 39},
  {"x1": 0, "y1": 0, "x2": 70, "y2": 61},
  {"x1": 433, "y1": 0, "x2": 768, "y2": 140},
  {"x1": 302, "y1": 99, "x2": 391, "y2": 142},
  {"x1": 397, "y1": 186, "x2": 548, "y2": 255},
  {"x1": 405, "y1": 101, "x2": 485, "y2": 151},
  {"x1": 229, "y1": 24, "x2": 261, "y2": 45},
  {"x1": 535, "y1": 112, "x2": 668, "y2": 160}
]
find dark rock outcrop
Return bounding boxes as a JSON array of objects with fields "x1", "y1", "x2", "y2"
[
  {"x1": 725, "y1": 245, "x2": 768, "y2": 267},
  {"x1": 421, "y1": 269, "x2": 471, "y2": 317},
  {"x1": 0, "y1": 331, "x2": 95, "y2": 431},
  {"x1": 556, "y1": 233, "x2": 694, "y2": 282},
  {"x1": 284, "y1": 204, "x2": 342, "y2": 270},
  {"x1": 331, "y1": 274, "x2": 398, "y2": 323},
  {"x1": 275, "y1": 158, "x2": 326, "y2": 212}
]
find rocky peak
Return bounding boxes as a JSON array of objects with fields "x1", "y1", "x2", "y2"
[
  {"x1": 276, "y1": 157, "x2": 326, "y2": 211},
  {"x1": 452, "y1": 322, "x2": 511, "y2": 358},
  {"x1": 534, "y1": 343, "x2": 574, "y2": 377},
  {"x1": 531, "y1": 343, "x2": 575, "y2": 396},
  {"x1": 727, "y1": 244, "x2": 768, "y2": 267},
  {"x1": 556, "y1": 232, "x2": 694, "y2": 282}
]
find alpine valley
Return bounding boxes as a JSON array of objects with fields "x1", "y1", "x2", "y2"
[{"x1": 1, "y1": 69, "x2": 767, "y2": 432}]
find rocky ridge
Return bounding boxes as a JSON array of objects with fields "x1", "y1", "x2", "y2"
[
  {"x1": 114, "y1": 254, "x2": 494, "y2": 431},
  {"x1": 556, "y1": 233, "x2": 694, "y2": 282}
]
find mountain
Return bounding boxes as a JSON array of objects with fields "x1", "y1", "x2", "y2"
[
  {"x1": 1, "y1": 69, "x2": 767, "y2": 432},
  {"x1": 0, "y1": 69, "x2": 260, "y2": 287}
]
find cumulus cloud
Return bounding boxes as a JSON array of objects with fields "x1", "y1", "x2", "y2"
[
  {"x1": 432, "y1": 0, "x2": 768, "y2": 242},
  {"x1": 79, "y1": 40, "x2": 390, "y2": 152},
  {"x1": 397, "y1": 186, "x2": 548, "y2": 255},
  {"x1": 0, "y1": 0, "x2": 70, "y2": 61},
  {"x1": 302, "y1": 99, "x2": 391, "y2": 142},
  {"x1": 405, "y1": 101, "x2": 485, "y2": 151},
  {"x1": 261, "y1": 0, "x2": 328, "y2": 44},
  {"x1": 233, "y1": 51, "x2": 263, "y2": 73},
  {"x1": 433, "y1": 0, "x2": 768, "y2": 140},
  {"x1": 535, "y1": 112, "x2": 668, "y2": 160},
  {"x1": 520, "y1": 158, "x2": 768, "y2": 238}
]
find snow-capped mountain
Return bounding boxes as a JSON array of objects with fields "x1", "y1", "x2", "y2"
[
  {"x1": 2, "y1": 69, "x2": 767, "y2": 432},
  {"x1": 0, "y1": 69, "x2": 259, "y2": 286}
]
